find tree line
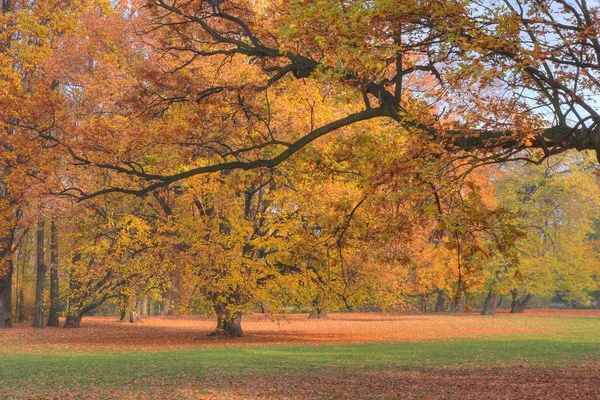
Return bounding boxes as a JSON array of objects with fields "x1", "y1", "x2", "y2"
[{"x1": 3, "y1": 0, "x2": 600, "y2": 335}]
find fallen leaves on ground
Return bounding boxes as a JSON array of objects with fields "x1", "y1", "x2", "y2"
[{"x1": 0, "y1": 309, "x2": 580, "y2": 354}]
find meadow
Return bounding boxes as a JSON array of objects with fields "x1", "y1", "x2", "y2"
[{"x1": 1, "y1": 310, "x2": 600, "y2": 399}]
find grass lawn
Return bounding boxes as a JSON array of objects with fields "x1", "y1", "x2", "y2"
[{"x1": 2, "y1": 311, "x2": 600, "y2": 399}]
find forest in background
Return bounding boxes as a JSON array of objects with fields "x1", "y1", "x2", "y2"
[{"x1": 3, "y1": 0, "x2": 600, "y2": 336}]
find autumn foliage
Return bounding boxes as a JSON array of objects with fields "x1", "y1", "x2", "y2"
[{"x1": 1, "y1": 0, "x2": 600, "y2": 339}]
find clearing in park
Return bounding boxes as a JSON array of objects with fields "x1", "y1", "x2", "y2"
[{"x1": 1, "y1": 310, "x2": 600, "y2": 399}]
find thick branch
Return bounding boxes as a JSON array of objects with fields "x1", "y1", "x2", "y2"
[{"x1": 64, "y1": 107, "x2": 389, "y2": 200}]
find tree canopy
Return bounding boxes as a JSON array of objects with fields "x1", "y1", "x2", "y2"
[{"x1": 2, "y1": 0, "x2": 600, "y2": 333}]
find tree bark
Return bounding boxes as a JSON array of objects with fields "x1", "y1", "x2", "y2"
[
  {"x1": 308, "y1": 309, "x2": 329, "y2": 319},
  {"x1": 308, "y1": 296, "x2": 329, "y2": 319},
  {"x1": 16, "y1": 288, "x2": 23, "y2": 323},
  {"x1": 420, "y1": 294, "x2": 428, "y2": 312},
  {"x1": 210, "y1": 302, "x2": 244, "y2": 337},
  {"x1": 435, "y1": 290, "x2": 446, "y2": 312},
  {"x1": 46, "y1": 217, "x2": 60, "y2": 327},
  {"x1": 119, "y1": 295, "x2": 142, "y2": 323},
  {"x1": 0, "y1": 208, "x2": 14, "y2": 329},
  {"x1": 140, "y1": 296, "x2": 148, "y2": 319},
  {"x1": 481, "y1": 290, "x2": 497, "y2": 315},
  {"x1": 14, "y1": 234, "x2": 29, "y2": 324},
  {"x1": 510, "y1": 291, "x2": 532, "y2": 313},
  {"x1": 223, "y1": 311, "x2": 243, "y2": 337},
  {"x1": 0, "y1": 264, "x2": 12, "y2": 328},
  {"x1": 32, "y1": 220, "x2": 46, "y2": 329}
]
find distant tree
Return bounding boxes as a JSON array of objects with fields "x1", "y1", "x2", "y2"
[
  {"x1": 492, "y1": 155, "x2": 600, "y2": 313},
  {"x1": 46, "y1": 217, "x2": 60, "y2": 327},
  {"x1": 32, "y1": 220, "x2": 46, "y2": 328}
]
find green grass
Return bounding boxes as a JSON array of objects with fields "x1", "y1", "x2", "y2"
[{"x1": 2, "y1": 315, "x2": 600, "y2": 398}]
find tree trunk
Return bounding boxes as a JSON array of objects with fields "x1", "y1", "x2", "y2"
[
  {"x1": 15, "y1": 236, "x2": 28, "y2": 323},
  {"x1": 0, "y1": 167, "x2": 14, "y2": 328},
  {"x1": 130, "y1": 308, "x2": 141, "y2": 323},
  {"x1": 435, "y1": 290, "x2": 446, "y2": 312},
  {"x1": 119, "y1": 295, "x2": 130, "y2": 322},
  {"x1": 259, "y1": 302, "x2": 271, "y2": 314},
  {"x1": 0, "y1": 220, "x2": 14, "y2": 328},
  {"x1": 420, "y1": 294, "x2": 428, "y2": 312},
  {"x1": 16, "y1": 287, "x2": 24, "y2": 323},
  {"x1": 119, "y1": 295, "x2": 142, "y2": 323},
  {"x1": 510, "y1": 291, "x2": 532, "y2": 313},
  {"x1": 140, "y1": 296, "x2": 148, "y2": 319},
  {"x1": 496, "y1": 295, "x2": 504, "y2": 308},
  {"x1": 308, "y1": 308, "x2": 329, "y2": 319},
  {"x1": 46, "y1": 217, "x2": 60, "y2": 327},
  {"x1": 159, "y1": 301, "x2": 170, "y2": 315},
  {"x1": 223, "y1": 312, "x2": 244, "y2": 337},
  {"x1": 64, "y1": 262, "x2": 82, "y2": 328},
  {"x1": 209, "y1": 303, "x2": 244, "y2": 337},
  {"x1": 32, "y1": 220, "x2": 46, "y2": 329},
  {"x1": 64, "y1": 311, "x2": 82, "y2": 328},
  {"x1": 308, "y1": 297, "x2": 329, "y2": 319},
  {"x1": 0, "y1": 265, "x2": 12, "y2": 328},
  {"x1": 510, "y1": 291, "x2": 518, "y2": 313},
  {"x1": 481, "y1": 290, "x2": 497, "y2": 315},
  {"x1": 520, "y1": 294, "x2": 533, "y2": 312}
]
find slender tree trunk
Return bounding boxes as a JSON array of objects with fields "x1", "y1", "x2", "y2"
[
  {"x1": 14, "y1": 235, "x2": 27, "y2": 323},
  {"x1": 308, "y1": 297, "x2": 329, "y2": 319},
  {"x1": 481, "y1": 290, "x2": 497, "y2": 315},
  {"x1": 435, "y1": 290, "x2": 446, "y2": 312},
  {"x1": 510, "y1": 290, "x2": 518, "y2": 313},
  {"x1": 0, "y1": 263, "x2": 12, "y2": 328},
  {"x1": 0, "y1": 220, "x2": 14, "y2": 328},
  {"x1": 0, "y1": 160, "x2": 14, "y2": 328},
  {"x1": 46, "y1": 217, "x2": 59, "y2": 327},
  {"x1": 15, "y1": 239, "x2": 24, "y2": 322},
  {"x1": 140, "y1": 296, "x2": 148, "y2": 319},
  {"x1": 420, "y1": 294, "x2": 428, "y2": 312},
  {"x1": 32, "y1": 220, "x2": 46, "y2": 329},
  {"x1": 496, "y1": 295, "x2": 504, "y2": 308},
  {"x1": 16, "y1": 288, "x2": 24, "y2": 323},
  {"x1": 259, "y1": 302, "x2": 271, "y2": 314}
]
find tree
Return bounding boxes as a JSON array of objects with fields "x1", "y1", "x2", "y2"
[
  {"x1": 492, "y1": 154, "x2": 600, "y2": 312},
  {"x1": 0, "y1": 168, "x2": 14, "y2": 328},
  {"x1": 59, "y1": 193, "x2": 170, "y2": 328},
  {"x1": 46, "y1": 216, "x2": 60, "y2": 327},
  {"x1": 0, "y1": 0, "x2": 103, "y2": 328},
  {"x1": 3, "y1": 0, "x2": 600, "y2": 335},
  {"x1": 24, "y1": 0, "x2": 597, "y2": 202},
  {"x1": 32, "y1": 219, "x2": 46, "y2": 328}
]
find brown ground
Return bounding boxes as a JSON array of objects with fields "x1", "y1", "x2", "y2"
[
  {"x1": 1, "y1": 308, "x2": 586, "y2": 353},
  {"x1": 163, "y1": 365, "x2": 600, "y2": 400}
]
